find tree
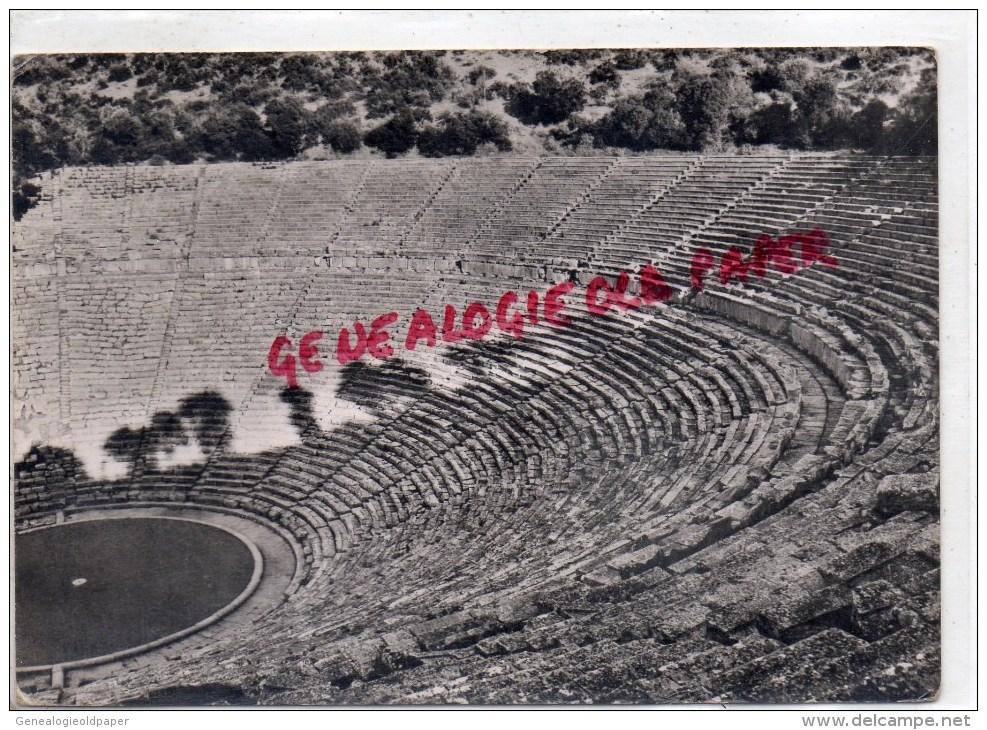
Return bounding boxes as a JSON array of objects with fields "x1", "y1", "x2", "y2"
[
  {"x1": 321, "y1": 120, "x2": 362, "y2": 153},
  {"x1": 671, "y1": 62, "x2": 753, "y2": 151},
  {"x1": 312, "y1": 104, "x2": 361, "y2": 153},
  {"x1": 12, "y1": 119, "x2": 59, "y2": 177},
  {"x1": 793, "y1": 75, "x2": 841, "y2": 148},
  {"x1": 776, "y1": 58, "x2": 816, "y2": 97},
  {"x1": 749, "y1": 91, "x2": 798, "y2": 147},
  {"x1": 844, "y1": 98, "x2": 889, "y2": 151},
  {"x1": 102, "y1": 109, "x2": 145, "y2": 148}
]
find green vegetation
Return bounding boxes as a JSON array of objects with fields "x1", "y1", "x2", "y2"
[{"x1": 12, "y1": 48, "x2": 936, "y2": 220}]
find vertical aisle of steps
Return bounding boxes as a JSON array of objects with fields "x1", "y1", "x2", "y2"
[
  {"x1": 200, "y1": 159, "x2": 374, "y2": 474},
  {"x1": 254, "y1": 164, "x2": 292, "y2": 253},
  {"x1": 463, "y1": 158, "x2": 620, "y2": 267},
  {"x1": 532, "y1": 157, "x2": 621, "y2": 262},
  {"x1": 181, "y1": 162, "x2": 381, "y2": 579},
  {"x1": 574, "y1": 155, "x2": 705, "y2": 275},
  {"x1": 543, "y1": 155, "x2": 702, "y2": 271},
  {"x1": 458, "y1": 159, "x2": 546, "y2": 264},
  {"x1": 399, "y1": 158, "x2": 542, "y2": 261},
  {"x1": 395, "y1": 160, "x2": 462, "y2": 255},
  {"x1": 606, "y1": 155, "x2": 796, "y2": 286},
  {"x1": 126, "y1": 165, "x2": 208, "y2": 493},
  {"x1": 51, "y1": 170, "x2": 73, "y2": 449},
  {"x1": 11, "y1": 171, "x2": 62, "y2": 501}
]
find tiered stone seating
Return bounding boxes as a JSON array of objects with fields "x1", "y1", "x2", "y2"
[
  {"x1": 55, "y1": 273, "x2": 181, "y2": 473},
  {"x1": 261, "y1": 161, "x2": 369, "y2": 257},
  {"x1": 191, "y1": 164, "x2": 288, "y2": 259},
  {"x1": 330, "y1": 160, "x2": 458, "y2": 257},
  {"x1": 48, "y1": 167, "x2": 203, "y2": 267},
  {"x1": 544, "y1": 156, "x2": 698, "y2": 264},
  {"x1": 12, "y1": 170, "x2": 57, "y2": 267},
  {"x1": 400, "y1": 158, "x2": 541, "y2": 257},
  {"x1": 11, "y1": 276, "x2": 62, "y2": 451},
  {"x1": 695, "y1": 153, "x2": 876, "y2": 253},
  {"x1": 590, "y1": 155, "x2": 790, "y2": 273},
  {"x1": 468, "y1": 158, "x2": 617, "y2": 261},
  {"x1": 110, "y1": 265, "x2": 312, "y2": 488},
  {"x1": 126, "y1": 167, "x2": 202, "y2": 260}
]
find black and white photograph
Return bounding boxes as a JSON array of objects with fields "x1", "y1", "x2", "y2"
[{"x1": 9, "y1": 10, "x2": 970, "y2": 713}]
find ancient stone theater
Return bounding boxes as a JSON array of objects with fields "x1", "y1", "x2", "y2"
[{"x1": 13, "y1": 153, "x2": 939, "y2": 705}]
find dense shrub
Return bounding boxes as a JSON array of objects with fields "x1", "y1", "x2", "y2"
[
  {"x1": 12, "y1": 56, "x2": 72, "y2": 87},
  {"x1": 314, "y1": 99, "x2": 356, "y2": 123},
  {"x1": 505, "y1": 71, "x2": 587, "y2": 125},
  {"x1": 264, "y1": 97, "x2": 311, "y2": 157},
  {"x1": 365, "y1": 52, "x2": 454, "y2": 118},
  {"x1": 543, "y1": 50, "x2": 603, "y2": 66},
  {"x1": 279, "y1": 55, "x2": 324, "y2": 92},
  {"x1": 467, "y1": 65, "x2": 496, "y2": 85},
  {"x1": 197, "y1": 103, "x2": 274, "y2": 161},
  {"x1": 12, "y1": 181, "x2": 42, "y2": 221},
  {"x1": 320, "y1": 119, "x2": 362, "y2": 153},
  {"x1": 8, "y1": 49, "x2": 938, "y2": 209},
  {"x1": 364, "y1": 110, "x2": 420, "y2": 157},
  {"x1": 418, "y1": 110, "x2": 512, "y2": 157},
  {"x1": 589, "y1": 61, "x2": 620, "y2": 88},
  {"x1": 613, "y1": 50, "x2": 649, "y2": 70},
  {"x1": 155, "y1": 54, "x2": 214, "y2": 92},
  {"x1": 107, "y1": 63, "x2": 133, "y2": 83},
  {"x1": 592, "y1": 87, "x2": 687, "y2": 150}
]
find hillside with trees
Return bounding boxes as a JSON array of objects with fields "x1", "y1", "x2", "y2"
[{"x1": 12, "y1": 48, "x2": 936, "y2": 219}]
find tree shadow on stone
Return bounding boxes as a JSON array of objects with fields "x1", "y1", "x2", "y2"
[
  {"x1": 442, "y1": 337, "x2": 516, "y2": 377},
  {"x1": 15, "y1": 444, "x2": 88, "y2": 493},
  {"x1": 102, "y1": 390, "x2": 234, "y2": 477},
  {"x1": 335, "y1": 358, "x2": 432, "y2": 414},
  {"x1": 280, "y1": 386, "x2": 324, "y2": 444},
  {"x1": 178, "y1": 391, "x2": 233, "y2": 455},
  {"x1": 104, "y1": 410, "x2": 187, "y2": 475}
]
